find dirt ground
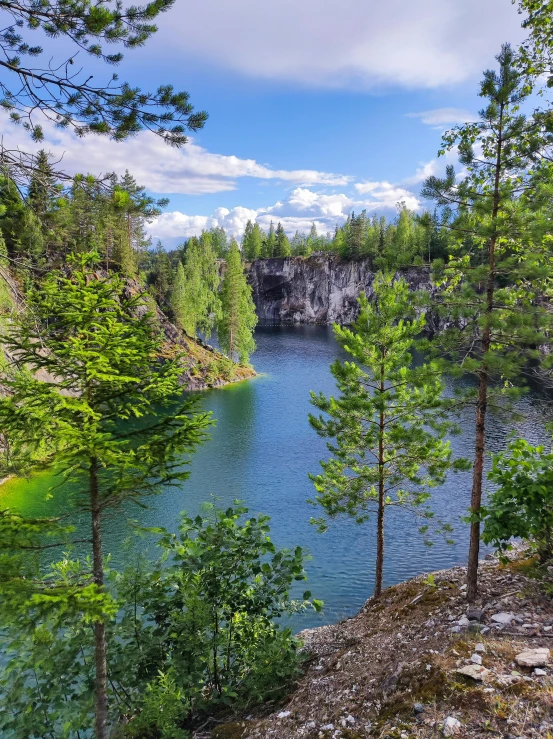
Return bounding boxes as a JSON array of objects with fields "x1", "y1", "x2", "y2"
[{"x1": 205, "y1": 551, "x2": 553, "y2": 739}]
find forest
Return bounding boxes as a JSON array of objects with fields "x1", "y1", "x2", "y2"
[{"x1": 0, "y1": 0, "x2": 553, "y2": 737}]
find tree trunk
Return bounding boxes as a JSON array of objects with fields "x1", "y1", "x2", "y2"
[
  {"x1": 375, "y1": 357, "x2": 386, "y2": 598},
  {"x1": 90, "y1": 457, "x2": 109, "y2": 739},
  {"x1": 466, "y1": 103, "x2": 503, "y2": 602},
  {"x1": 467, "y1": 367, "x2": 488, "y2": 601}
]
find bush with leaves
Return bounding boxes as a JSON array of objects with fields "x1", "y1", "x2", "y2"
[
  {"x1": 482, "y1": 438, "x2": 553, "y2": 564},
  {"x1": 117, "y1": 503, "x2": 320, "y2": 736},
  {"x1": 0, "y1": 503, "x2": 320, "y2": 738}
]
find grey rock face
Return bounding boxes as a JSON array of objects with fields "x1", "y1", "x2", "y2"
[{"x1": 247, "y1": 256, "x2": 434, "y2": 326}]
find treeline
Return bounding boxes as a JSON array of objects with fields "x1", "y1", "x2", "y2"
[
  {"x1": 241, "y1": 206, "x2": 449, "y2": 267},
  {"x1": 149, "y1": 206, "x2": 450, "y2": 272},
  {"x1": 0, "y1": 153, "x2": 165, "y2": 276},
  {"x1": 0, "y1": 155, "x2": 258, "y2": 365}
]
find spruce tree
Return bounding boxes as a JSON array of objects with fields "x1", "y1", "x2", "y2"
[
  {"x1": 309, "y1": 274, "x2": 455, "y2": 598},
  {"x1": 263, "y1": 221, "x2": 276, "y2": 258},
  {"x1": 422, "y1": 44, "x2": 553, "y2": 600},
  {"x1": 217, "y1": 241, "x2": 257, "y2": 364},
  {"x1": 0, "y1": 255, "x2": 211, "y2": 739},
  {"x1": 274, "y1": 222, "x2": 291, "y2": 257},
  {"x1": 170, "y1": 261, "x2": 187, "y2": 328},
  {"x1": 27, "y1": 150, "x2": 64, "y2": 256},
  {"x1": 177, "y1": 235, "x2": 220, "y2": 339},
  {"x1": 242, "y1": 220, "x2": 263, "y2": 261}
]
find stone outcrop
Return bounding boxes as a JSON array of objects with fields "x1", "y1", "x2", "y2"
[{"x1": 247, "y1": 255, "x2": 433, "y2": 326}]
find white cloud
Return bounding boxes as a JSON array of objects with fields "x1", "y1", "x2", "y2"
[
  {"x1": 0, "y1": 116, "x2": 350, "y2": 195},
  {"x1": 147, "y1": 207, "x2": 259, "y2": 241},
  {"x1": 154, "y1": 0, "x2": 523, "y2": 89},
  {"x1": 406, "y1": 107, "x2": 479, "y2": 127},
  {"x1": 149, "y1": 183, "x2": 423, "y2": 241},
  {"x1": 354, "y1": 181, "x2": 420, "y2": 210}
]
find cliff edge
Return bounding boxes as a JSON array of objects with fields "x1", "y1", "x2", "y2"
[{"x1": 248, "y1": 256, "x2": 432, "y2": 326}]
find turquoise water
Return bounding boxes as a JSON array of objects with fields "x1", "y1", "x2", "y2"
[{"x1": 1, "y1": 325, "x2": 550, "y2": 630}]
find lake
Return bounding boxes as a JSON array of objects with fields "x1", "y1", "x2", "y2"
[{"x1": 1, "y1": 325, "x2": 550, "y2": 631}]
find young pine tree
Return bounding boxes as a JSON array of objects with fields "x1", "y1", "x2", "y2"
[
  {"x1": 217, "y1": 241, "x2": 257, "y2": 364},
  {"x1": 0, "y1": 255, "x2": 212, "y2": 739},
  {"x1": 309, "y1": 274, "x2": 455, "y2": 598},
  {"x1": 422, "y1": 44, "x2": 553, "y2": 600}
]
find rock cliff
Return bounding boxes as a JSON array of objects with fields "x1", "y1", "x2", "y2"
[{"x1": 248, "y1": 255, "x2": 432, "y2": 325}]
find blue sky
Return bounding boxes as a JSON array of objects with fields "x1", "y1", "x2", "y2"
[{"x1": 0, "y1": 0, "x2": 527, "y2": 244}]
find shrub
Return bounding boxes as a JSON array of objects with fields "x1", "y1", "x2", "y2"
[
  {"x1": 0, "y1": 504, "x2": 320, "y2": 738},
  {"x1": 482, "y1": 438, "x2": 553, "y2": 563}
]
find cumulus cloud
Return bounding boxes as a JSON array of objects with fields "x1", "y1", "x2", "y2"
[
  {"x1": 148, "y1": 182, "x2": 423, "y2": 241},
  {"x1": 0, "y1": 117, "x2": 350, "y2": 194},
  {"x1": 154, "y1": 0, "x2": 523, "y2": 89},
  {"x1": 354, "y1": 181, "x2": 420, "y2": 210},
  {"x1": 406, "y1": 107, "x2": 479, "y2": 127}
]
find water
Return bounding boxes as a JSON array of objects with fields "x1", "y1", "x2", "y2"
[{"x1": 1, "y1": 325, "x2": 551, "y2": 631}]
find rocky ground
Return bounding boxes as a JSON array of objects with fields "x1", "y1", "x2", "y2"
[{"x1": 207, "y1": 550, "x2": 553, "y2": 739}]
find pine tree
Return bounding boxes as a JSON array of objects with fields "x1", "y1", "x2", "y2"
[
  {"x1": 0, "y1": 255, "x2": 211, "y2": 739},
  {"x1": 422, "y1": 44, "x2": 553, "y2": 600},
  {"x1": 274, "y1": 222, "x2": 291, "y2": 257},
  {"x1": 305, "y1": 222, "x2": 318, "y2": 256},
  {"x1": 217, "y1": 241, "x2": 257, "y2": 364},
  {"x1": 0, "y1": 0, "x2": 207, "y2": 154},
  {"x1": 309, "y1": 274, "x2": 455, "y2": 597}
]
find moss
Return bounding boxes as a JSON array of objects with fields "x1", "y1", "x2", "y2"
[
  {"x1": 450, "y1": 687, "x2": 489, "y2": 713},
  {"x1": 395, "y1": 660, "x2": 449, "y2": 702},
  {"x1": 501, "y1": 555, "x2": 540, "y2": 574},
  {"x1": 211, "y1": 722, "x2": 250, "y2": 739}
]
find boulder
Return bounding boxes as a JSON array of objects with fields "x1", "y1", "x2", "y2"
[
  {"x1": 456, "y1": 664, "x2": 491, "y2": 681},
  {"x1": 515, "y1": 648, "x2": 550, "y2": 668},
  {"x1": 490, "y1": 612, "x2": 515, "y2": 625},
  {"x1": 467, "y1": 608, "x2": 484, "y2": 622}
]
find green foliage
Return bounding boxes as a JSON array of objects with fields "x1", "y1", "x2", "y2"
[
  {"x1": 217, "y1": 241, "x2": 257, "y2": 364},
  {"x1": 0, "y1": 253, "x2": 212, "y2": 737},
  {"x1": 422, "y1": 43, "x2": 553, "y2": 596},
  {"x1": 482, "y1": 438, "x2": 553, "y2": 563},
  {"x1": 242, "y1": 220, "x2": 263, "y2": 261},
  {"x1": 274, "y1": 222, "x2": 291, "y2": 257},
  {"x1": 263, "y1": 221, "x2": 276, "y2": 258},
  {"x1": 0, "y1": 504, "x2": 318, "y2": 738},
  {"x1": 0, "y1": 253, "x2": 212, "y2": 498},
  {"x1": 309, "y1": 273, "x2": 459, "y2": 595},
  {"x1": 0, "y1": 0, "x2": 207, "y2": 144},
  {"x1": 177, "y1": 234, "x2": 221, "y2": 339},
  {"x1": 171, "y1": 261, "x2": 188, "y2": 329}
]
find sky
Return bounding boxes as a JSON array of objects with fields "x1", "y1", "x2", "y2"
[{"x1": 0, "y1": 0, "x2": 529, "y2": 246}]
